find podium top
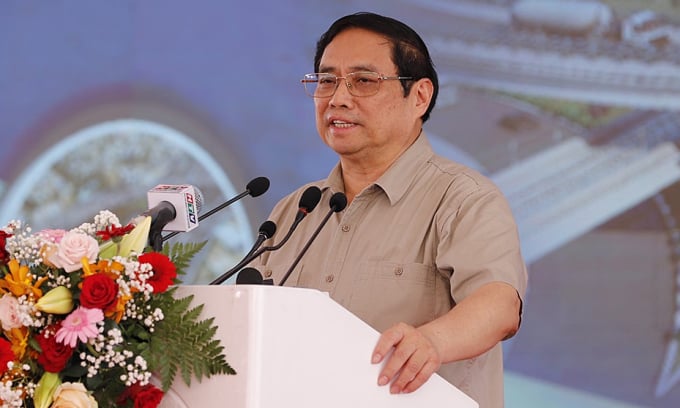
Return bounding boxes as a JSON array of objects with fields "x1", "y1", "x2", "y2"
[{"x1": 162, "y1": 285, "x2": 478, "y2": 408}]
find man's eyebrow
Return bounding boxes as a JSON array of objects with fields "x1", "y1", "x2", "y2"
[{"x1": 317, "y1": 64, "x2": 380, "y2": 74}]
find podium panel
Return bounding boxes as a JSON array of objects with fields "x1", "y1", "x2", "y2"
[{"x1": 161, "y1": 285, "x2": 478, "y2": 408}]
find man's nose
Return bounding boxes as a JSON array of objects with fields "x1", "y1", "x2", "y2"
[{"x1": 329, "y1": 78, "x2": 353, "y2": 105}]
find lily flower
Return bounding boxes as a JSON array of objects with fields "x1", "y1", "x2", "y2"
[
  {"x1": 35, "y1": 286, "x2": 74, "y2": 315},
  {"x1": 34, "y1": 372, "x2": 61, "y2": 408},
  {"x1": 118, "y1": 216, "x2": 151, "y2": 257},
  {"x1": 99, "y1": 216, "x2": 151, "y2": 259}
]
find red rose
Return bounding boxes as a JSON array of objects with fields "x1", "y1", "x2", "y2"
[
  {"x1": 36, "y1": 328, "x2": 74, "y2": 372},
  {"x1": 134, "y1": 384, "x2": 164, "y2": 408},
  {"x1": 0, "y1": 230, "x2": 12, "y2": 264},
  {"x1": 138, "y1": 252, "x2": 177, "y2": 293},
  {"x1": 117, "y1": 383, "x2": 164, "y2": 408},
  {"x1": 80, "y1": 273, "x2": 119, "y2": 311},
  {"x1": 0, "y1": 338, "x2": 15, "y2": 375}
]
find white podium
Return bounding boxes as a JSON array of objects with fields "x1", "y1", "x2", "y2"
[{"x1": 160, "y1": 285, "x2": 478, "y2": 408}]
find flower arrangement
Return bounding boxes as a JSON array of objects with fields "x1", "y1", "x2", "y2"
[{"x1": 0, "y1": 210, "x2": 234, "y2": 407}]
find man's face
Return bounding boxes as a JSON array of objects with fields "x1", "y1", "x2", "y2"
[{"x1": 314, "y1": 28, "x2": 426, "y2": 165}]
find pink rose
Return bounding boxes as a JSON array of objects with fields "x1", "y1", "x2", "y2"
[
  {"x1": 38, "y1": 229, "x2": 67, "y2": 244},
  {"x1": 48, "y1": 231, "x2": 99, "y2": 272},
  {"x1": 0, "y1": 294, "x2": 22, "y2": 331}
]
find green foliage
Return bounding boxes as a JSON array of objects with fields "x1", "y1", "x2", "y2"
[
  {"x1": 163, "y1": 240, "x2": 207, "y2": 277},
  {"x1": 146, "y1": 291, "x2": 236, "y2": 391},
  {"x1": 145, "y1": 241, "x2": 235, "y2": 392}
]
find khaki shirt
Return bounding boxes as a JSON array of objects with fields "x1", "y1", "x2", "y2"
[{"x1": 253, "y1": 134, "x2": 527, "y2": 408}]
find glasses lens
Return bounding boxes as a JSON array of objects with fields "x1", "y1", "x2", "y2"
[
  {"x1": 347, "y1": 72, "x2": 381, "y2": 96},
  {"x1": 302, "y1": 73, "x2": 337, "y2": 98}
]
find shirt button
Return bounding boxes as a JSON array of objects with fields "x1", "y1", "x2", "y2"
[
  {"x1": 341, "y1": 225, "x2": 350, "y2": 232},
  {"x1": 325, "y1": 275, "x2": 335, "y2": 283},
  {"x1": 264, "y1": 269, "x2": 273, "y2": 278},
  {"x1": 394, "y1": 267, "x2": 403, "y2": 276}
]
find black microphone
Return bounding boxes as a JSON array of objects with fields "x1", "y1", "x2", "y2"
[
  {"x1": 144, "y1": 185, "x2": 204, "y2": 251},
  {"x1": 244, "y1": 220, "x2": 277, "y2": 259},
  {"x1": 145, "y1": 201, "x2": 177, "y2": 231},
  {"x1": 235, "y1": 267, "x2": 265, "y2": 285},
  {"x1": 259, "y1": 186, "x2": 322, "y2": 253},
  {"x1": 279, "y1": 192, "x2": 347, "y2": 286},
  {"x1": 209, "y1": 220, "x2": 277, "y2": 285},
  {"x1": 210, "y1": 186, "x2": 322, "y2": 285},
  {"x1": 235, "y1": 267, "x2": 274, "y2": 285},
  {"x1": 162, "y1": 176, "x2": 270, "y2": 242},
  {"x1": 146, "y1": 202, "x2": 177, "y2": 252}
]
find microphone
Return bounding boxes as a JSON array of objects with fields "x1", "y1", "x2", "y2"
[
  {"x1": 235, "y1": 267, "x2": 274, "y2": 285},
  {"x1": 260, "y1": 186, "x2": 322, "y2": 253},
  {"x1": 235, "y1": 267, "x2": 265, "y2": 285},
  {"x1": 145, "y1": 185, "x2": 205, "y2": 251},
  {"x1": 279, "y1": 192, "x2": 347, "y2": 286},
  {"x1": 161, "y1": 176, "x2": 270, "y2": 242},
  {"x1": 209, "y1": 186, "x2": 322, "y2": 285},
  {"x1": 244, "y1": 220, "x2": 277, "y2": 259},
  {"x1": 146, "y1": 184, "x2": 204, "y2": 232}
]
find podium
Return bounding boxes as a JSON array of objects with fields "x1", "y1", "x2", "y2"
[{"x1": 160, "y1": 285, "x2": 478, "y2": 408}]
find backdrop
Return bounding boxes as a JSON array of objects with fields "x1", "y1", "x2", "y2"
[{"x1": 2, "y1": 0, "x2": 680, "y2": 406}]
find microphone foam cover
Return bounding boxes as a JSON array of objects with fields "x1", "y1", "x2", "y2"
[
  {"x1": 299, "y1": 186, "x2": 322, "y2": 213},
  {"x1": 247, "y1": 177, "x2": 270, "y2": 197},
  {"x1": 259, "y1": 220, "x2": 277, "y2": 239},
  {"x1": 329, "y1": 192, "x2": 347, "y2": 212},
  {"x1": 236, "y1": 267, "x2": 264, "y2": 285}
]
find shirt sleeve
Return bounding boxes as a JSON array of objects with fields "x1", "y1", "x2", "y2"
[{"x1": 437, "y1": 180, "x2": 528, "y2": 307}]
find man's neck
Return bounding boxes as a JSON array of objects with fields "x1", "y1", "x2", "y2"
[{"x1": 339, "y1": 130, "x2": 422, "y2": 203}]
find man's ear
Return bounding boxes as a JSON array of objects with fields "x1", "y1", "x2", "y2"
[{"x1": 412, "y1": 78, "x2": 434, "y2": 118}]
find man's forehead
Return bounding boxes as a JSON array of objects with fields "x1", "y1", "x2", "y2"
[{"x1": 319, "y1": 30, "x2": 395, "y2": 73}]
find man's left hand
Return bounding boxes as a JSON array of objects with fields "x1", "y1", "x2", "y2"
[{"x1": 371, "y1": 322, "x2": 442, "y2": 394}]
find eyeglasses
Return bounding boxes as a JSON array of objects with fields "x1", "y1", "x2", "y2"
[{"x1": 301, "y1": 71, "x2": 413, "y2": 98}]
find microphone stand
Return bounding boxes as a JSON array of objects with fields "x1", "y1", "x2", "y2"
[
  {"x1": 279, "y1": 192, "x2": 347, "y2": 286},
  {"x1": 210, "y1": 186, "x2": 322, "y2": 285},
  {"x1": 161, "y1": 190, "x2": 251, "y2": 242},
  {"x1": 209, "y1": 218, "x2": 300, "y2": 285},
  {"x1": 161, "y1": 176, "x2": 270, "y2": 243}
]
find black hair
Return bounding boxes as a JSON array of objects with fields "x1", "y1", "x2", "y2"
[{"x1": 314, "y1": 12, "x2": 439, "y2": 122}]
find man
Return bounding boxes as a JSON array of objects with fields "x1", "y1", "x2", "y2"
[{"x1": 253, "y1": 12, "x2": 527, "y2": 408}]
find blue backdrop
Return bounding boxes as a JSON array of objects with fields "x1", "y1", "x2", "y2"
[{"x1": 2, "y1": 1, "x2": 680, "y2": 406}]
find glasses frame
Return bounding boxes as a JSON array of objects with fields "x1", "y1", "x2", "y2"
[{"x1": 301, "y1": 71, "x2": 414, "y2": 98}]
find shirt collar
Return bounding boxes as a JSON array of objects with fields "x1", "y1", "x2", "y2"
[{"x1": 321, "y1": 132, "x2": 435, "y2": 206}]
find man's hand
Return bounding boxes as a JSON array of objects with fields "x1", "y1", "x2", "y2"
[{"x1": 371, "y1": 322, "x2": 442, "y2": 394}]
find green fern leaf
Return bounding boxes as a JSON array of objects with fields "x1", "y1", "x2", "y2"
[
  {"x1": 162, "y1": 241, "x2": 207, "y2": 277},
  {"x1": 146, "y1": 292, "x2": 236, "y2": 391}
]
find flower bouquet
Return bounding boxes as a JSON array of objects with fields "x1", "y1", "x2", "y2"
[{"x1": 0, "y1": 210, "x2": 234, "y2": 407}]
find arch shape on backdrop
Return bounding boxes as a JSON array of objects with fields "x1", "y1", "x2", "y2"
[{"x1": 0, "y1": 118, "x2": 256, "y2": 284}]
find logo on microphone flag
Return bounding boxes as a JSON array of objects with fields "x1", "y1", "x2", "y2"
[{"x1": 147, "y1": 184, "x2": 201, "y2": 232}]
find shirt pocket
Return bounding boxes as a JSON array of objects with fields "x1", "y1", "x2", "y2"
[{"x1": 349, "y1": 261, "x2": 438, "y2": 331}]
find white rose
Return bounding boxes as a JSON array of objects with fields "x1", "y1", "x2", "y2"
[
  {"x1": 51, "y1": 382, "x2": 98, "y2": 408},
  {"x1": 0, "y1": 294, "x2": 22, "y2": 330},
  {"x1": 48, "y1": 231, "x2": 99, "y2": 273}
]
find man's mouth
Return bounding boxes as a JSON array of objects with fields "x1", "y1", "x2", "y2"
[{"x1": 331, "y1": 120, "x2": 355, "y2": 128}]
